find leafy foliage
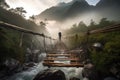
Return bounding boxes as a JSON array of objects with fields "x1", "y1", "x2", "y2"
[
  {"x1": 89, "y1": 32, "x2": 120, "y2": 74},
  {"x1": 0, "y1": 0, "x2": 9, "y2": 9},
  {"x1": 64, "y1": 18, "x2": 120, "y2": 75},
  {"x1": 0, "y1": 5, "x2": 48, "y2": 65},
  {"x1": 0, "y1": 28, "x2": 25, "y2": 63}
]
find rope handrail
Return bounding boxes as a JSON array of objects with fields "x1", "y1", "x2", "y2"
[
  {"x1": 0, "y1": 21, "x2": 56, "y2": 40},
  {"x1": 89, "y1": 23, "x2": 120, "y2": 34},
  {"x1": 63, "y1": 23, "x2": 120, "y2": 39}
]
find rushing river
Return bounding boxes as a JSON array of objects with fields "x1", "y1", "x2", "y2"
[
  {"x1": 7, "y1": 53, "x2": 83, "y2": 80},
  {"x1": 7, "y1": 62, "x2": 47, "y2": 80}
]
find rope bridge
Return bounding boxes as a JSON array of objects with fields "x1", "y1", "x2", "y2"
[
  {"x1": 0, "y1": 21, "x2": 56, "y2": 53},
  {"x1": 1, "y1": 21, "x2": 120, "y2": 68},
  {"x1": 0, "y1": 21, "x2": 56, "y2": 40}
]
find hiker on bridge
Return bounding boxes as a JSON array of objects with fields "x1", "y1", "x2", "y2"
[{"x1": 58, "y1": 32, "x2": 62, "y2": 41}]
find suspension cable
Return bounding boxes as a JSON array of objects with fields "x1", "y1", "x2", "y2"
[{"x1": 0, "y1": 21, "x2": 56, "y2": 40}]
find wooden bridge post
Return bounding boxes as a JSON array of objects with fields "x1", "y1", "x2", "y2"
[
  {"x1": 19, "y1": 32, "x2": 24, "y2": 47},
  {"x1": 85, "y1": 30, "x2": 90, "y2": 59},
  {"x1": 86, "y1": 30, "x2": 90, "y2": 44},
  {"x1": 50, "y1": 37, "x2": 53, "y2": 49},
  {"x1": 43, "y1": 35, "x2": 46, "y2": 52}
]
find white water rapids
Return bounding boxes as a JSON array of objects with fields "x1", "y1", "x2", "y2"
[{"x1": 7, "y1": 53, "x2": 84, "y2": 80}]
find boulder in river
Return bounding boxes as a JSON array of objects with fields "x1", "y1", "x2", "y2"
[
  {"x1": 33, "y1": 69, "x2": 66, "y2": 80},
  {"x1": 3, "y1": 58, "x2": 20, "y2": 73},
  {"x1": 104, "y1": 77, "x2": 118, "y2": 80},
  {"x1": 70, "y1": 77, "x2": 80, "y2": 80},
  {"x1": 82, "y1": 61, "x2": 100, "y2": 80}
]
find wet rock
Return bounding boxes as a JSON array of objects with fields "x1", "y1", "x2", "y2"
[
  {"x1": 0, "y1": 58, "x2": 22, "y2": 77},
  {"x1": 104, "y1": 77, "x2": 118, "y2": 80},
  {"x1": 26, "y1": 48, "x2": 40, "y2": 63},
  {"x1": 4, "y1": 58, "x2": 20, "y2": 69},
  {"x1": 82, "y1": 60, "x2": 100, "y2": 80},
  {"x1": 3, "y1": 58, "x2": 20, "y2": 73},
  {"x1": 24, "y1": 62, "x2": 36, "y2": 67},
  {"x1": 70, "y1": 77, "x2": 80, "y2": 80},
  {"x1": 83, "y1": 77, "x2": 89, "y2": 80},
  {"x1": 109, "y1": 63, "x2": 120, "y2": 79},
  {"x1": 23, "y1": 62, "x2": 37, "y2": 70},
  {"x1": 33, "y1": 69, "x2": 66, "y2": 80}
]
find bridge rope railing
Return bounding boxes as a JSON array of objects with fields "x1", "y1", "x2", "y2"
[
  {"x1": 62, "y1": 23, "x2": 120, "y2": 51},
  {"x1": 0, "y1": 21, "x2": 57, "y2": 52},
  {"x1": 88, "y1": 23, "x2": 120, "y2": 34},
  {"x1": 0, "y1": 21, "x2": 56, "y2": 40},
  {"x1": 63, "y1": 23, "x2": 120, "y2": 39}
]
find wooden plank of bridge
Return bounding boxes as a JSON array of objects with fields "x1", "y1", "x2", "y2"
[
  {"x1": 43, "y1": 62, "x2": 80, "y2": 64},
  {"x1": 47, "y1": 53, "x2": 78, "y2": 57},
  {"x1": 89, "y1": 23, "x2": 120, "y2": 34},
  {"x1": 47, "y1": 54, "x2": 71, "y2": 56},
  {"x1": 0, "y1": 21, "x2": 56, "y2": 40},
  {"x1": 43, "y1": 52, "x2": 83, "y2": 67},
  {"x1": 43, "y1": 62, "x2": 84, "y2": 67},
  {"x1": 44, "y1": 58, "x2": 80, "y2": 61}
]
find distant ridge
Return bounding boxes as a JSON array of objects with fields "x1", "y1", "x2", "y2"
[{"x1": 37, "y1": 0, "x2": 120, "y2": 21}]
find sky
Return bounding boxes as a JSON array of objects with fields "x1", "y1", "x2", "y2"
[{"x1": 6, "y1": 0, "x2": 100, "y2": 18}]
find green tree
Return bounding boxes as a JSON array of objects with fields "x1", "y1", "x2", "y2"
[
  {"x1": 0, "y1": 0, "x2": 9, "y2": 9},
  {"x1": 15, "y1": 7, "x2": 27, "y2": 16},
  {"x1": 88, "y1": 19, "x2": 97, "y2": 30},
  {"x1": 9, "y1": 8, "x2": 16, "y2": 13},
  {"x1": 39, "y1": 21, "x2": 47, "y2": 32},
  {"x1": 0, "y1": 28, "x2": 8, "y2": 63},
  {"x1": 29, "y1": 15, "x2": 35, "y2": 21},
  {"x1": 78, "y1": 21, "x2": 87, "y2": 32},
  {"x1": 99, "y1": 18, "x2": 115, "y2": 28}
]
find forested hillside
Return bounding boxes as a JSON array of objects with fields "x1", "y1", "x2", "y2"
[
  {"x1": 0, "y1": 6, "x2": 48, "y2": 67},
  {"x1": 64, "y1": 18, "x2": 120, "y2": 77},
  {"x1": 38, "y1": 0, "x2": 120, "y2": 21}
]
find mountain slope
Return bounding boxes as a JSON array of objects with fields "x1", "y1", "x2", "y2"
[
  {"x1": 0, "y1": 7, "x2": 47, "y2": 33},
  {"x1": 38, "y1": 4, "x2": 71, "y2": 21},
  {"x1": 38, "y1": 0, "x2": 92, "y2": 21},
  {"x1": 95, "y1": 0, "x2": 120, "y2": 20},
  {"x1": 96, "y1": 0, "x2": 120, "y2": 8},
  {"x1": 64, "y1": 0, "x2": 92, "y2": 18},
  {"x1": 38, "y1": 0, "x2": 120, "y2": 21}
]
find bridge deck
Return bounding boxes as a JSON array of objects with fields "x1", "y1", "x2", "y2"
[
  {"x1": 47, "y1": 54, "x2": 71, "y2": 57},
  {"x1": 43, "y1": 53, "x2": 83, "y2": 67},
  {"x1": 44, "y1": 58, "x2": 80, "y2": 61},
  {"x1": 43, "y1": 41, "x2": 84, "y2": 67},
  {"x1": 43, "y1": 62, "x2": 84, "y2": 67}
]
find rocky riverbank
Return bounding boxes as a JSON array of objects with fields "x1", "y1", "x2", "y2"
[
  {"x1": 82, "y1": 60, "x2": 120, "y2": 80},
  {"x1": 0, "y1": 58, "x2": 37, "y2": 80}
]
